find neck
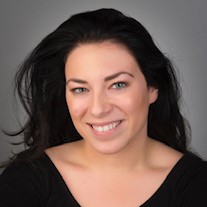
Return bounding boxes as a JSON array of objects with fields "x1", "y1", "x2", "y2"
[{"x1": 81, "y1": 137, "x2": 153, "y2": 171}]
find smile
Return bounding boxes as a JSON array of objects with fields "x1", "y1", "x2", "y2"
[{"x1": 91, "y1": 121, "x2": 121, "y2": 133}]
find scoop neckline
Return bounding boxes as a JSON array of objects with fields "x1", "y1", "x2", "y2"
[{"x1": 43, "y1": 152, "x2": 192, "y2": 207}]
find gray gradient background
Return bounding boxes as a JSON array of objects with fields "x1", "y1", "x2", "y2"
[{"x1": 0, "y1": 0, "x2": 207, "y2": 166}]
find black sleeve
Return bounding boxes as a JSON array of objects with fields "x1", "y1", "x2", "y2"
[
  {"x1": 0, "y1": 163, "x2": 48, "y2": 207},
  {"x1": 180, "y1": 162, "x2": 207, "y2": 207}
]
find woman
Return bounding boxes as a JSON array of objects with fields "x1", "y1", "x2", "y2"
[{"x1": 0, "y1": 8, "x2": 206, "y2": 207}]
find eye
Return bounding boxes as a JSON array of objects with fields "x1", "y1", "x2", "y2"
[
  {"x1": 111, "y1": 82, "x2": 127, "y2": 89},
  {"x1": 70, "y1": 88, "x2": 88, "y2": 94}
]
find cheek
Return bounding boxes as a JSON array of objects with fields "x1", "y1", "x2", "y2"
[
  {"x1": 66, "y1": 95, "x2": 86, "y2": 119},
  {"x1": 121, "y1": 90, "x2": 151, "y2": 116}
]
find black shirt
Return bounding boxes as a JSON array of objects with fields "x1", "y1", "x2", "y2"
[{"x1": 0, "y1": 152, "x2": 207, "y2": 206}]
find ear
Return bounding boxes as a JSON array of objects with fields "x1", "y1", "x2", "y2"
[{"x1": 149, "y1": 87, "x2": 158, "y2": 104}]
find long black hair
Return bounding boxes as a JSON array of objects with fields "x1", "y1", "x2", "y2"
[{"x1": 2, "y1": 8, "x2": 190, "y2": 167}]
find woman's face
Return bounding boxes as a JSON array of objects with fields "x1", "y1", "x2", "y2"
[{"x1": 65, "y1": 41, "x2": 158, "y2": 154}]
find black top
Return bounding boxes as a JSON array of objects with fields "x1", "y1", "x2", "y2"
[{"x1": 0, "y1": 152, "x2": 207, "y2": 207}]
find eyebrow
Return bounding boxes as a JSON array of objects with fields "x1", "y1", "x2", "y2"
[
  {"x1": 66, "y1": 71, "x2": 134, "y2": 85},
  {"x1": 104, "y1": 71, "x2": 134, "y2": 81}
]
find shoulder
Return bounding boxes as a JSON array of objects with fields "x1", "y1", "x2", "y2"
[
  {"x1": 174, "y1": 153, "x2": 207, "y2": 206},
  {"x1": 181, "y1": 153, "x2": 207, "y2": 183},
  {"x1": 0, "y1": 153, "x2": 52, "y2": 179},
  {"x1": 175, "y1": 152, "x2": 207, "y2": 178},
  {"x1": 0, "y1": 154, "x2": 50, "y2": 206},
  {"x1": 148, "y1": 139, "x2": 184, "y2": 170},
  {"x1": 45, "y1": 141, "x2": 84, "y2": 166}
]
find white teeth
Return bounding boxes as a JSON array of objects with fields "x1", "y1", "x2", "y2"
[{"x1": 92, "y1": 121, "x2": 120, "y2": 132}]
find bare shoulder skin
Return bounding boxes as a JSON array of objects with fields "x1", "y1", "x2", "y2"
[{"x1": 45, "y1": 139, "x2": 182, "y2": 207}]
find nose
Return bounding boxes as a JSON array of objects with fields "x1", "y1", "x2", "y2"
[{"x1": 89, "y1": 91, "x2": 112, "y2": 117}]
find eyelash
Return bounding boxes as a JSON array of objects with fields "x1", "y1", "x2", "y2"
[
  {"x1": 111, "y1": 81, "x2": 128, "y2": 89},
  {"x1": 70, "y1": 81, "x2": 128, "y2": 94},
  {"x1": 70, "y1": 88, "x2": 88, "y2": 94}
]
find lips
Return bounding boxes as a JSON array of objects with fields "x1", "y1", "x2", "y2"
[{"x1": 91, "y1": 121, "x2": 121, "y2": 133}]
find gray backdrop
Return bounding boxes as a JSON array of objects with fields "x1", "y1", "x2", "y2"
[{"x1": 0, "y1": 0, "x2": 207, "y2": 166}]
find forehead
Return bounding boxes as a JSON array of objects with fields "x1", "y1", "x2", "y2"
[
  {"x1": 64, "y1": 42, "x2": 143, "y2": 84},
  {"x1": 65, "y1": 41, "x2": 137, "y2": 70}
]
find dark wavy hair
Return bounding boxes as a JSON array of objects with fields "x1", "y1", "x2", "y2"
[{"x1": 2, "y1": 8, "x2": 190, "y2": 167}]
